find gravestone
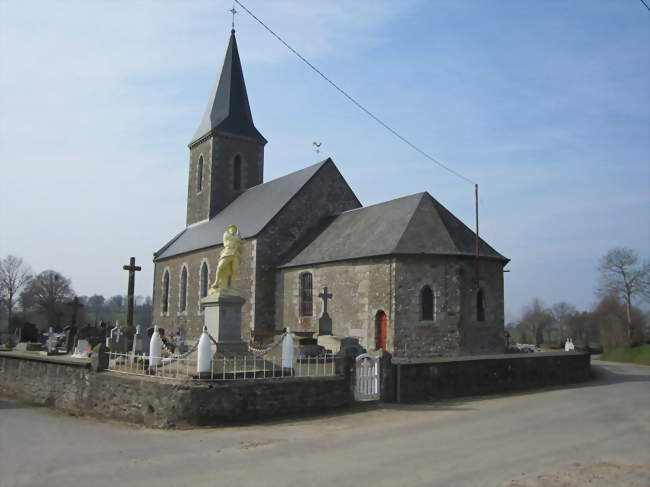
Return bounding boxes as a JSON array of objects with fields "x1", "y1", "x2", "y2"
[
  {"x1": 132, "y1": 324, "x2": 146, "y2": 355},
  {"x1": 46, "y1": 327, "x2": 57, "y2": 353},
  {"x1": 175, "y1": 326, "x2": 188, "y2": 354},
  {"x1": 19, "y1": 322, "x2": 39, "y2": 343},
  {"x1": 109, "y1": 326, "x2": 127, "y2": 354},
  {"x1": 63, "y1": 324, "x2": 77, "y2": 353},
  {"x1": 72, "y1": 339, "x2": 92, "y2": 358},
  {"x1": 77, "y1": 323, "x2": 95, "y2": 344}
]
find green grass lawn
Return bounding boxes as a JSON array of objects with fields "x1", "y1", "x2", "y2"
[{"x1": 601, "y1": 344, "x2": 650, "y2": 366}]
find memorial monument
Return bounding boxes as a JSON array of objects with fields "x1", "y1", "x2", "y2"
[{"x1": 201, "y1": 225, "x2": 248, "y2": 356}]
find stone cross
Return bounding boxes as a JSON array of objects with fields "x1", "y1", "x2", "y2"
[
  {"x1": 122, "y1": 257, "x2": 141, "y2": 330},
  {"x1": 47, "y1": 327, "x2": 57, "y2": 353},
  {"x1": 318, "y1": 287, "x2": 333, "y2": 315},
  {"x1": 318, "y1": 287, "x2": 333, "y2": 336}
]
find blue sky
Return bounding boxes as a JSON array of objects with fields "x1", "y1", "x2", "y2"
[{"x1": 0, "y1": 0, "x2": 648, "y2": 320}]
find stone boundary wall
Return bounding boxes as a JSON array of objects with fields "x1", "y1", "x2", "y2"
[
  {"x1": 387, "y1": 351, "x2": 591, "y2": 402},
  {"x1": 0, "y1": 352, "x2": 353, "y2": 428}
]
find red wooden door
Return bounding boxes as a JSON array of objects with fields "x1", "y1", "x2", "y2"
[{"x1": 375, "y1": 311, "x2": 387, "y2": 350}]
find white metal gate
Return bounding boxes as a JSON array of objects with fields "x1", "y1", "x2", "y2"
[{"x1": 354, "y1": 353, "x2": 380, "y2": 401}]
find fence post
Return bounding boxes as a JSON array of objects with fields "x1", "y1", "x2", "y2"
[
  {"x1": 282, "y1": 328, "x2": 294, "y2": 370},
  {"x1": 149, "y1": 325, "x2": 162, "y2": 369},
  {"x1": 197, "y1": 326, "x2": 212, "y2": 376}
]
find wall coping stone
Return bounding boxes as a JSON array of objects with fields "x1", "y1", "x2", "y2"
[
  {"x1": 392, "y1": 351, "x2": 588, "y2": 365},
  {"x1": 0, "y1": 350, "x2": 91, "y2": 368}
]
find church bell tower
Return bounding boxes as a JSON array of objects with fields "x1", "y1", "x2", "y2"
[{"x1": 186, "y1": 29, "x2": 267, "y2": 226}]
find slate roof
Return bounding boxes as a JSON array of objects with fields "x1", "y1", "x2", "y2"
[
  {"x1": 279, "y1": 192, "x2": 508, "y2": 268},
  {"x1": 154, "y1": 160, "x2": 331, "y2": 261},
  {"x1": 189, "y1": 30, "x2": 266, "y2": 147}
]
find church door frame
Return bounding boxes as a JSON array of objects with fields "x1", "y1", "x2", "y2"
[{"x1": 375, "y1": 310, "x2": 388, "y2": 350}]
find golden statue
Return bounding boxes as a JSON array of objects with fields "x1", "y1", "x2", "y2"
[{"x1": 209, "y1": 225, "x2": 244, "y2": 296}]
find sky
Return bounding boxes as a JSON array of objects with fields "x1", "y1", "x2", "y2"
[{"x1": 0, "y1": 0, "x2": 648, "y2": 320}]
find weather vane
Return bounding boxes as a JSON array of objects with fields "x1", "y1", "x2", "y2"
[
  {"x1": 229, "y1": 5, "x2": 238, "y2": 29},
  {"x1": 313, "y1": 141, "x2": 322, "y2": 156}
]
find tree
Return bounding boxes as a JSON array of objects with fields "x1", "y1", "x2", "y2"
[
  {"x1": 597, "y1": 247, "x2": 649, "y2": 342},
  {"x1": 520, "y1": 298, "x2": 554, "y2": 346},
  {"x1": 0, "y1": 255, "x2": 33, "y2": 327},
  {"x1": 20, "y1": 270, "x2": 74, "y2": 326},
  {"x1": 551, "y1": 301, "x2": 577, "y2": 345},
  {"x1": 87, "y1": 294, "x2": 106, "y2": 322}
]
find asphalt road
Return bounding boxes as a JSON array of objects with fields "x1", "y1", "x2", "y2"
[{"x1": 1, "y1": 360, "x2": 648, "y2": 487}]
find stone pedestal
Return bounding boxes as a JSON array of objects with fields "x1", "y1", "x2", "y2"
[{"x1": 201, "y1": 294, "x2": 248, "y2": 356}]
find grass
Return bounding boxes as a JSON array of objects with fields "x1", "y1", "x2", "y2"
[{"x1": 601, "y1": 344, "x2": 650, "y2": 366}]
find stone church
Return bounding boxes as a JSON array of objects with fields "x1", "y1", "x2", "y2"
[{"x1": 152, "y1": 29, "x2": 509, "y2": 358}]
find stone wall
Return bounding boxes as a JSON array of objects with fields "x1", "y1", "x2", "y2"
[
  {"x1": 186, "y1": 133, "x2": 265, "y2": 226},
  {"x1": 186, "y1": 137, "x2": 212, "y2": 226},
  {"x1": 394, "y1": 255, "x2": 505, "y2": 358},
  {"x1": 255, "y1": 160, "x2": 361, "y2": 332},
  {"x1": 276, "y1": 254, "x2": 505, "y2": 359},
  {"x1": 389, "y1": 352, "x2": 591, "y2": 402},
  {"x1": 207, "y1": 133, "x2": 264, "y2": 217},
  {"x1": 0, "y1": 353, "x2": 352, "y2": 428},
  {"x1": 151, "y1": 239, "x2": 256, "y2": 341},
  {"x1": 276, "y1": 258, "x2": 392, "y2": 351}
]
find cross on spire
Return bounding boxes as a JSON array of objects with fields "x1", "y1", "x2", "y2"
[{"x1": 229, "y1": 5, "x2": 238, "y2": 30}]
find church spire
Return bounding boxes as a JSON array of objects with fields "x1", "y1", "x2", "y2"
[{"x1": 189, "y1": 29, "x2": 266, "y2": 147}]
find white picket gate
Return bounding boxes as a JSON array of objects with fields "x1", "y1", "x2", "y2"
[{"x1": 354, "y1": 353, "x2": 380, "y2": 401}]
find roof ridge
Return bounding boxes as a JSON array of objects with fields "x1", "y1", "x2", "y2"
[{"x1": 391, "y1": 193, "x2": 428, "y2": 253}]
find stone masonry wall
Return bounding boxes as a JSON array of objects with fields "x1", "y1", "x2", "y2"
[
  {"x1": 186, "y1": 134, "x2": 264, "y2": 226},
  {"x1": 208, "y1": 133, "x2": 264, "y2": 217},
  {"x1": 391, "y1": 352, "x2": 591, "y2": 402},
  {"x1": 186, "y1": 137, "x2": 212, "y2": 226},
  {"x1": 0, "y1": 353, "x2": 352, "y2": 429},
  {"x1": 152, "y1": 239, "x2": 256, "y2": 341},
  {"x1": 276, "y1": 258, "x2": 393, "y2": 351},
  {"x1": 255, "y1": 160, "x2": 361, "y2": 332},
  {"x1": 394, "y1": 255, "x2": 505, "y2": 358}
]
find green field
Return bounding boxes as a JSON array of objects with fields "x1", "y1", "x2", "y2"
[{"x1": 601, "y1": 344, "x2": 650, "y2": 366}]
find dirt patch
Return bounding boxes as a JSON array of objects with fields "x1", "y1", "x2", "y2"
[{"x1": 505, "y1": 462, "x2": 650, "y2": 487}]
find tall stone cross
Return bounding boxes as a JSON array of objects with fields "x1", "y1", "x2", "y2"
[
  {"x1": 122, "y1": 257, "x2": 141, "y2": 330},
  {"x1": 318, "y1": 287, "x2": 333, "y2": 335},
  {"x1": 318, "y1": 287, "x2": 333, "y2": 315}
]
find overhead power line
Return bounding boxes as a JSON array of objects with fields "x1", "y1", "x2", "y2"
[
  {"x1": 640, "y1": 0, "x2": 650, "y2": 12},
  {"x1": 232, "y1": 0, "x2": 477, "y2": 186}
]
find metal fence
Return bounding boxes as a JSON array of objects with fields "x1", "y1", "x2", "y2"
[{"x1": 107, "y1": 350, "x2": 340, "y2": 381}]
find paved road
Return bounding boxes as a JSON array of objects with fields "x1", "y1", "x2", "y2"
[{"x1": 1, "y1": 360, "x2": 648, "y2": 487}]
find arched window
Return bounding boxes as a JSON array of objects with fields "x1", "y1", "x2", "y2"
[
  {"x1": 477, "y1": 288, "x2": 485, "y2": 322},
  {"x1": 200, "y1": 261, "x2": 209, "y2": 298},
  {"x1": 162, "y1": 270, "x2": 170, "y2": 313},
  {"x1": 421, "y1": 285, "x2": 434, "y2": 321},
  {"x1": 299, "y1": 272, "x2": 313, "y2": 316},
  {"x1": 197, "y1": 155, "x2": 204, "y2": 193},
  {"x1": 233, "y1": 155, "x2": 242, "y2": 191},
  {"x1": 180, "y1": 266, "x2": 188, "y2": 312}
]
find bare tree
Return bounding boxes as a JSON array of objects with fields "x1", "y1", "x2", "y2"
[
  {"x1": 520, "y1": 298, "x2": 554, "y2": 346},
  {"x1": 551, "y1": 301, "x2": 577, "y2": 345},
  {"x1": 597, "y1": 247, "x2": 649, "y2": 341},
  {"x1": 0, "y1": 255, "x2": 33, "y2": 327},
  {"x1": 20, "y1": 270, "x2": 74, "y2": 326}
]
